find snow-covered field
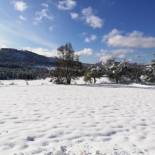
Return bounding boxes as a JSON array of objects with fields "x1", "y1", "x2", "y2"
[{"x1": 0, "y1": 79, "x2": 155, "y2": 155}]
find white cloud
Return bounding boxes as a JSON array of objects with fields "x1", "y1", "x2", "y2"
[
  {"x1": 103, "y1": 29, "x2": 155, "y2": 48},
  {"x1": 58, "y1": 0, "x2": 76, "y2": 10},
  {"x1": 82, "y1": 7, "x2": 103, "y2": 29},
  {"x1": 13, "y1": 1, "x2": 28, "y2": 12},
  {"x1": 76, "y1": 48, "x2": 93, "y2": 56},
  {"x1": 25, "y1": 47, "x2": 58, "y2": 57},
  {"x1": 98, "y1": 49, "x2": 133, "y2": 63},
  {"x1": 19, "y1": 15, "x2": 26, "y2": 21},
  {"x1": 70, "y1": 7, "x2": 104, "y2": 29},
  {"x1": 34, "y1": 8, "x2": 53, "y2": 24},
  {"x1": 70, "y1": 12, "x2": 79, "y2": 19},
  {"x1": 84, "y1": 34, "x2": 97, "y2": 43},
  {"x1": 0, "y1": 42, "x2": 7, "y2": 49}
]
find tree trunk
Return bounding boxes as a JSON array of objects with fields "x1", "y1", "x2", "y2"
[
  {"x1": 66, "y1": 77, "x2": 71, "y2": 84},
  {"x1": 93, "y1": 77, "x2": 96, "y2": 84},
  {"x1": 115, "y1": 77, "x2": 119, "y2": 84}
]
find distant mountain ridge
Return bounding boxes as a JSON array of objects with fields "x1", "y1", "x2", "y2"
[{"x1": 0, "y1": 48, "x2": 58, "y2": 68}]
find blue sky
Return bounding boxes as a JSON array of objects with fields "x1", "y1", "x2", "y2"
[{"x1": 0, "y1": 0, "x2": 155, "y2": 63}]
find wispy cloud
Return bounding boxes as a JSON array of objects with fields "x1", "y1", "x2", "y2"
[
  {"x1": 34, "y1": 7, "x2": 54, "y2": 25},
  {"x1": 49, "y1": 26, "x2": 54, "y2": 32},
  {"x1": 103, "y1": 29, "x2": 155, "y2": 48},
  {"x1": 58, "y1": 0, "x2": 77, "y2": 10},
  {"x1": 41, "y1": 3, "x2": 49, "y2": 8},
  {"x1": 13, "y1": 0, "x2": 28, "y2": 12},
  {"x1": 0, "y1": 22, "x2": 57, "y2": 50},
  {"x1": 76, "y1": 48, "x2": 93, "y2": 56},
  {"x1": 19, "y1": 15, "x2": 26, "y2": 21}
]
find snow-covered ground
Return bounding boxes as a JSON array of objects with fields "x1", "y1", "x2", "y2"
[{"x1": 0, "y1": 79, "x2": 155, "y2": 155}]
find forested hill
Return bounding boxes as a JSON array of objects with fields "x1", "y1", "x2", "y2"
[{"x1": 0, "y1": 48, "x2": 58, "y2": 68}]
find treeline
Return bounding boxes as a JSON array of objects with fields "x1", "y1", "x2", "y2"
[
  {"x1": 0, "y1": 43, "x2": 155, "y2": 84},
  {"x1": 0, "y1": 47, "x2": 56, "y2": 80},
  {"x1": 51, "y1": 43, "x2": 155, "y2": 85},
  {"x1": 0, "y1": 67, "x2": 50, "y2": 80},
  {"x1": 83, "y1": 60, "x2": 155, "y2": 84}
]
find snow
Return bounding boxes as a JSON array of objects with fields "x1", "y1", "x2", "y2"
[{"x1": 0, "y1": 79, "x2": 155, "y2": 155}]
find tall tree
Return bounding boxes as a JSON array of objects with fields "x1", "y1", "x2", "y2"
[{"x1": 54, "y1": 43, "x2": 82, "y2": 84}]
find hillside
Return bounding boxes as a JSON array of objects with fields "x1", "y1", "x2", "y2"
[{"x1": 0, "y1": 48, "x2": 57, "y2": 68}]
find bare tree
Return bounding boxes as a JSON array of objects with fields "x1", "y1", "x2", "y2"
[{"x1": 53, "y1": 43, "x2": 82, "y2": 84}]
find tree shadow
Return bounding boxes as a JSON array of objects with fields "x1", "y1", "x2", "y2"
[{"x1": 71, "y1": 83, "x2": 155, "y2": 90}]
